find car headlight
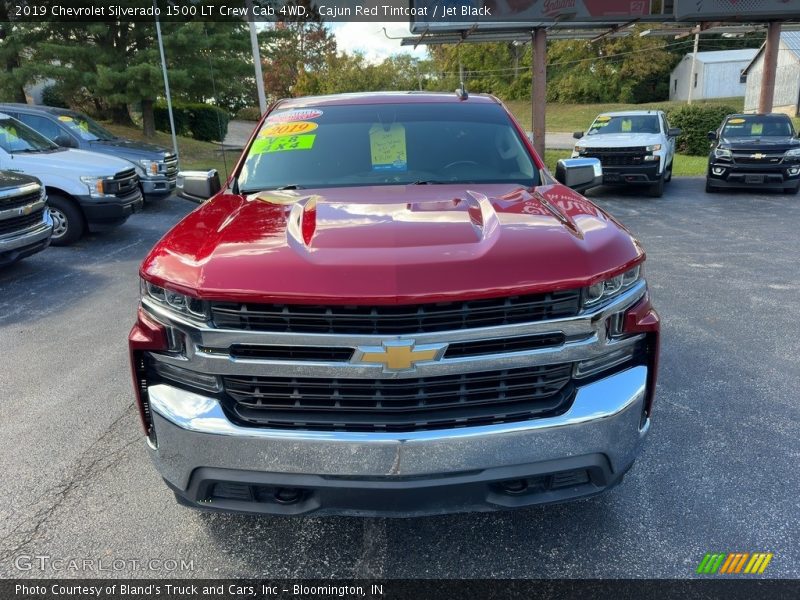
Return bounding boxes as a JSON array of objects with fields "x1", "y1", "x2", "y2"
[
  {"x1": 137, "y1": 159, "x2": 160, "y2": 176},
  {"x1": 714, "y1": 147, "x2": 732, "y2": 159},
  {"x1": 785, "y1": 148, "x2": 800, "y2": 157},
  {"x1": 79, "y1": 176, "x2": 110, "y2": 198},
  {"x1": 140, "y1": 278, "x2": 207, "y2": 320},
  {"x1": 646, "y1": 144, "x2": 662, "y2": 152},
  {"x1": 585, "y1": 265, "x2": 642, "y2": 307},
  {"x1": 574, "y1": 146, "x2": 586, "y2": 155}
]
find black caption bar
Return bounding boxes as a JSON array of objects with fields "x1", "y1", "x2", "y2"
[{"x1": 3, "y1": 579, "x2": 800, "y2": 600}]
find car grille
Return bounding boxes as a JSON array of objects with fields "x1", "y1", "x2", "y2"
[
  {"x1": 0, "y1": 188, "x2": 41, "y2": 211},
  {"x1": 220, "y1": 363, "x2": 574, "y2": 432},
  {"x1": 0, "y1": 208, "x2": 44, "y2": 236},
  {"x1": 583, "y1": 147, "x2": 648, "y2": 167},
  {"x1": 107, "y1": 169, "x2": 139, "y2": 197},
  {"x1": 210, "y1": 290, "x2": 582, "y2": 335},
  {"x1": 162, "y1": 154, "x2": 178, "y2": 179},
  {"x1": 732, "y1": 153, "x2": 783, "y2": 165}
]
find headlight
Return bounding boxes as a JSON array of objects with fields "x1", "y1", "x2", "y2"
[
  {"x1": 646, "y1": 144, "x2": 662, "y2": 152},
  {"x1": 574, "y1": 146, "x2": 586, "y2": 154},
  {"x1": 714, "y1": 147, "x2": 732, "y2": 159},
  {"x1": 79, "y1": 176, "x2": 109, "y2": 198},
  {"x1": 140, "y1": 278, "x2": 207, "y2": 320},
  {"x1": 785, "y1": 148, "x2": 800, "y2": 157},
  {"x1": 138, "y1": 159, "x2": 160, "y2": 176},
  {"x1": 585, "y1": 265, "x2": 642, "y2": 307}
]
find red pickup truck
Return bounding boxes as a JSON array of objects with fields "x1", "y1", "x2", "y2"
[{"x1": 129, "y1": 92, "x2": 659, "y2": 516}]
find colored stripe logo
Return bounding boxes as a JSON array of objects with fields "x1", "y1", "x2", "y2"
[{"x1": 696, "y1": 552, "x2": 773, "y2": 574}]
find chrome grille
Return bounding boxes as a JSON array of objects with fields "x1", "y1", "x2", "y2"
[
  {"x1": 163, "y1": 154, "x2": 178, "y2": 178},
  {"x1": 0, "y1": 209, "x2": 45, "y2": 235},
  {"x1": 210, "y1": 290, "x2": 582, "y2": 335},
  {"x1": 221, "y1": 363, "x2": 574, "y2": 432},
  {"x1": 109, "y1": 169, "x2": 139, "y2": 197},
  {"x1": 0, "y1": 188, "x2": 40, "y2": 211}
]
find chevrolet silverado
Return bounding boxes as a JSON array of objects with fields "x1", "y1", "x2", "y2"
[{"x1": 129, "y1": 92, "x2": 660, "y2": 516}]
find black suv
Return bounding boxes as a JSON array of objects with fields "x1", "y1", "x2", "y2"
[
  {"x1": 0, "y1": 103, "x2": 178, "y2": 201},
  {"x1": 707, "y1": 113, "x2": 800, "y2": 194}
]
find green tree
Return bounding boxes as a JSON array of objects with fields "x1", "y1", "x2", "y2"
[{"x1": 261, "y1": 22, "x2": 336, "y2": 98}]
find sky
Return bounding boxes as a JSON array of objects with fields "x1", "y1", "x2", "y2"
[{"x1": 329, "y1": 22, "x2": 428, "y2": 62}]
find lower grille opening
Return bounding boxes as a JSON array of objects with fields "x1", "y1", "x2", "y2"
[{"x1": 209, "y1": 482, "x2": 308, "y2": 505}]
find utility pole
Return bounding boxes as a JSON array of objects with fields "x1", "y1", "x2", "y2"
[
  {"x1": 245, "y1": 0, "x2": 267, "y2": 114},
  {"x1": 531, "y1": 28, "x2": 547, "y2": 157},
  {"x1": 687, "y1": 30, "x2": 700, "y2": 105},
  {"x1": 154, "y1": 1, "x2": 179, "y2": 160},
  {"x1": 758, "y1": 21, "x2": 782, "y2": 114}
]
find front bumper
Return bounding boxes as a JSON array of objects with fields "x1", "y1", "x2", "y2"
[
  {"x1": 707, "y1": 160, "x2": 800, "y2": 190},
  {"x1": 141, "y1": 176, "x2": 177, "y2": 198},
  {"x1": 148, "y1": 365, "x2": 650, "y2": 517},
  {"x1": 0, "y1": 212, "x2": 53, "y2": 266},
  {"x1": 77, "y1": 190, "x2": 144, "y2": 231},
  {"x1": 600, "y1": 162, "x2": 661, "y2": 185}
]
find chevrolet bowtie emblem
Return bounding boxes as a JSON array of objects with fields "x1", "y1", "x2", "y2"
[
  {"x1": 354, "y1": 340, "x2": 447, "y2": 371},
  {"x1": 751, "y1": 153, "x2": 766, "y2": 159}
]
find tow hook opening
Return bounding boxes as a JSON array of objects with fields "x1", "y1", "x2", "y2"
[{"x1": 274, "y1": 488, "x2": 303, "y2": 505}]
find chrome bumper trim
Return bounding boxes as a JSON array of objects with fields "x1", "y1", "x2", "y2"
[
  {"x1": 0, "y1": 213, "x2": 53, "y2": 252},
  {"x1": 147, "y1": 366, "x2": 649, "y2": 490}
]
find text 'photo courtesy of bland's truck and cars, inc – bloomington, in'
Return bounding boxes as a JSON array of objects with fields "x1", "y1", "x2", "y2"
[{"x1": 0, "y1": 1, "x2": 799, "y2": 599}]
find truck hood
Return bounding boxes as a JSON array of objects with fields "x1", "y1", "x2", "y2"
[
  {"x1": 5, "y1": 148, "x2": 136, "y2": 178},
  {"x1": 578, "y1": 133, "x2": 662, "y2": 148},
  {"x1": 0, "y1": 169, "x2": 40, "y2": 192},
  {"x1": 88, "y1": 138, "x2": 172, "y2": 161},
  {"x1": 142, "y1": 183, "x2": 644, "y2": 304}
]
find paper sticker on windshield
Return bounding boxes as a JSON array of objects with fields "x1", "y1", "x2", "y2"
[
  {"x1": 251, "y1": 134, "x2": 315, "y2": 155},
  {"x1": 266, "y1": 109, "x2": 323, "y2": 123},
  {"x1": 621, "y1": 119, "x2": 632, "y2": 133},
  {"x1": 369, "y1": 124, "x2": 407, "y2": 172},
  {"x1": 596, "y1": 116, "x2": 611, "y2": 122},
  {"x1": 728, "y1": 118, "x2": 746, "y2": 124},
  {"x1": 259, "y1": 121, "x2": 318, "y2": 137},
  {"x1": 58, "y1": 116, "x2": 73, "y2": 122},
  {"x1": 751, "y1": 123, "x2": 763, "y2": 135}
]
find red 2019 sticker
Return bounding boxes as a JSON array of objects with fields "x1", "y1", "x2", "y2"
[{"x1": 266, "y1": 109, "x2": 323, "y2": 123}]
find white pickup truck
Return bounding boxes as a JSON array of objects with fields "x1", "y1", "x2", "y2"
[
  {"x1": 0, "y1": 113, "x2": 143, "y2": 245},
  {"x1": 571, "y1": 110, "x2": 681, "y2": 197}
]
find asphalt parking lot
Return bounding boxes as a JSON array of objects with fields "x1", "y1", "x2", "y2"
[{"x1": 0, "y1": 177, "x2": 798, "y2": 579}]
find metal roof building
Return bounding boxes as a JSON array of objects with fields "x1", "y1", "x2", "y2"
[
  {"x1": 743, "y1": 32, "x2": 800, "y2": 116},
  {"x1": 669, "y1": 49, "x2": 759, "y2": 102}
]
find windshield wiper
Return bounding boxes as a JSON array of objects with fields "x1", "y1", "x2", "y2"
[
  {"x1": 275, "y1": 184, "x2": 303, "y2": 190},
  {"x1": 411, "y1": 180, "x2": 444, "y2": 185}
]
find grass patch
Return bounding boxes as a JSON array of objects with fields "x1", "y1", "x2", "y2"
[
  {"x1": 505, "y1": 98, "x2": 746, "y2": 132},
  {"x1": 543, "y1": 149, "x2": 707, "y2": 177},
  {"x1": 103, "y1": 123, "x2": 241, "y2": 180}
]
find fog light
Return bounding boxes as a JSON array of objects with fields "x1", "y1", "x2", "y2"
[
  {"x1": 712, "y1": 167, "x2": 726, "y2": 176},
  {"x1": 574, "y1": 342, "x2": 641, "y2": 379},
  {"x1": 788, "y1": 167, "x2": 800, "y2": 176},
  {"x1": 151, "y1": 360, "x2": 221, "y2": 393}
]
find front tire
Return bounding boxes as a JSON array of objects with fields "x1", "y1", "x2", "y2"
[
  {"x1": 664, "y1": 162, "x2": 673, "y2": 183},
  {"x1": 648, "y1": 177, "x2": 664, "y2": 198},
  {"x1": 47, "y1": 194, "x2": 84, "y2": 246}
]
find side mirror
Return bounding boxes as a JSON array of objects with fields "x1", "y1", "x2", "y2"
[
  {"x1": 176, "y1": 169, "x2": 221, "y2": 203},
  {"x1": 668, "y1": 128, "x2": 682, "y2": 137},
  {"x1": 555, "y1": 158, "x2": 602, "y2": 193},
  {"x1": 53, "y1": 134, "x2": 76, "y2": 148},
  {"x1": 572, "y1": 131, "x2": 584, "y2": 139},
  {"x1": 707, "y1": 131, "x2": 718, "y2": 141}
]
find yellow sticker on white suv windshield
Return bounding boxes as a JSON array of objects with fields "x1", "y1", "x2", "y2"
[{"x1": 259, "y1": 121, "x2": 318, "y2": 137}]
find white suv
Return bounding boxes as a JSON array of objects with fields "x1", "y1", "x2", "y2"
[{"x1": 571, "y1": 110, "x2": 680, "y2": 197}]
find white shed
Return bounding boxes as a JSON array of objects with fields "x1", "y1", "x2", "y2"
[
  {"x1": 742, "y1": 32, "x2": 800, "y2": 116},
  {"x1": 669, "y1": 49, "x2": 758, "y2": 102}
]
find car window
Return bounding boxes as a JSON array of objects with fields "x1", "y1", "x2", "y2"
[
  {"x1": 0, "y1": 117, "x2": 59, "y2": 153},
  {"x1": 58, "y1": 112, "x2": 116, "y2": 141},
  {"x1": 588, "y1": 115, "x2": 660, "y2": 135},
  {"x1": 15, "y1": 113, "x2": 63, "y2": 141},
  {"x1": 237, "y1": 102, "x2": 538, "y2": 192},
  {"x1": 722, "y1": 116, "x2": 794, "y2": 138}
]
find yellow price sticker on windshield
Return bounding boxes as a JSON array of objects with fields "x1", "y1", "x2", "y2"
[
  {"x1": 58, "y1": 116, "x2": 73, "y2": 122},
  {"x1": 596, "y1": 115, "x2": 611, "y2": 122},
  {"x1": 260, "y1": 121, "x2": 318, "y2": 137},
  {"x1": 728, "y1": 118, "x2": 746, "y2": 124},
  {"x1": 621, "y1": 119, "x2": 632, "y2": 132},
  {"x1": 369, "y1": 124, "x2": 407, "y2": 171},
  {"x1": 752, "y1": 123, "x2": 763, "y2": 135},
  {"x1": 251, "y1": 134, "x2": 315, "y2": 155}
]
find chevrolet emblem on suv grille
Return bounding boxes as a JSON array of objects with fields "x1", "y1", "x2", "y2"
[
  {"x1": 353, "y1": 340, "x2": 447, "y2": 371},
  {"x1": 751, "y1": 153, "x2": 766, "y2": 160}
]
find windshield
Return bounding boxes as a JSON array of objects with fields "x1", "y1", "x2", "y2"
[
  {"x1": 237, "y1": 102, "x2": 538, "y2": 191},
  {"x1": 721, "y1": 116, "x2": 794, "y2": 138},
  {"x1": 58, "y1": 112, "x2": 116, "y2": 141},
  {"x1": 588, "y1": 115, "x2": 660, "y2": 135},
  {"x1": 0, "y1": 117, "x2": 60, "y2": 153}
]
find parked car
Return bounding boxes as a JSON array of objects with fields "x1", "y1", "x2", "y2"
[
  {"x1": 572, "y1": 110, "x2": 680, "y2": 197},
  {"x1": 0, "y1": 113, "x2": 143, "y2": 245},
  {"x1": 706, "y1": 113, "x2": 800, "y2": 194},
  {"x1": 0, "y1": 171, "x2": 52, "y2": 266},
  {"x1": 130, "y1": 92, "x2": 659, "y2": 517},
  {"x1": 0, "y1": 103, "x2": 178, "y2": 201}
]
